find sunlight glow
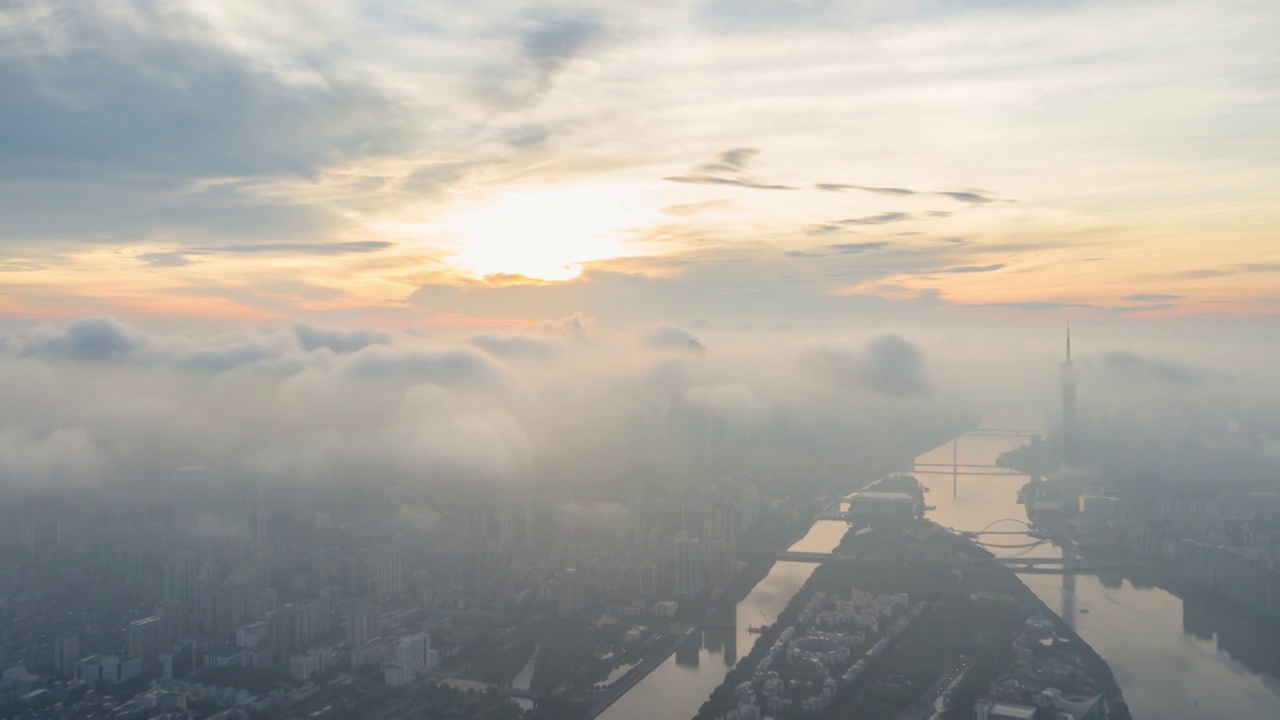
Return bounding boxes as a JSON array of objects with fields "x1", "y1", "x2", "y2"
[{"x1": 443, "y1": 186, "x2": 646, "y2": 282}]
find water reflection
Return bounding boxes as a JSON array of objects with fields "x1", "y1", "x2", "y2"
[
  {"x1": 924, "y1": 435, "x2": 1280, "y2": 720},
  {"x1": 598, "y1": 522, "x2": 843, "y2": 720}
]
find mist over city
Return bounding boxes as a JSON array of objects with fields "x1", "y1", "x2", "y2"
[{"x1": 2, "y1": 0, "x2": 1279, "y2": 719}]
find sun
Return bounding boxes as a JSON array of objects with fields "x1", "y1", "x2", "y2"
[{"x1": 443, "y1": 185, "x2": 645, "y2": 282}]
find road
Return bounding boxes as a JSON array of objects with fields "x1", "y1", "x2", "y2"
[{"x1": 896, "y1": 657, "x2": 972, "y2": 720}]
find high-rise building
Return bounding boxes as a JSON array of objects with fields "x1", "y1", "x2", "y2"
[
  {"x1": 706, "y1": 538, "x2": 735, "y2": 592},
  {"x1": 346, "y1": 600, "x2": 382, "y2": 648},
  {"x1": 53, "y1": 634, "x2": 80, "y2": 678},
  {"x1": 556, "y1": 568, "x2": 586, "y2": 619},
  {"x1": 674, "y1": 533, "x2": 704, "y2": 596},
  {"x1": 395, "y1": 633, "x2": 430, "y2": 676},
  {"x1": 1060, "y1": 325, "x2": 1079, "y2": 467},
  {"x1": 737, "y1": 484, "x2": 762, "y2": 532},
  {"x1": 155, "y1": 599, "x2": 187, "y2": 649},
  {"x1": 373, "y1": 546, "x2": 404, "y2": 599},
  {"x1": 161, "y1": 641, "x2": 196, "y2": 679},
  {"x1": 163, "y1": 552, "x2": 197, "y2": 606},
  {"x1": 127, "y1": 616, "x2": 163, "y2": 663}
]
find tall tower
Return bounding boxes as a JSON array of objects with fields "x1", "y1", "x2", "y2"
[{"x1": 1060, "y1": 325, "x2": 1079, "y2": 467}]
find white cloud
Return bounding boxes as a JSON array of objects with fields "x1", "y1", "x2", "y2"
[{"x1": 0, "y1": 426, "x2": 102, "y2": 490}]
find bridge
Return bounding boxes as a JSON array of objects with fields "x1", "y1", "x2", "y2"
[
  {"x1": 907, "y1": 430, "x2": 1043, "y2": 495},
  {"x1": 774, "y1": 550, "x2": 1149, "y2": 575},
  {"x1": 964, "y1": 428, "x2": 1043, "y2": 437},
  {"x1": 912, "y1": 463, "x2": 1020, "y2": 477},
  {"x1": 949, "y1": 518, "x2": 1034, "y2": 538}
]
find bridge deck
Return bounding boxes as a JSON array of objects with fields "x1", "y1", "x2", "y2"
[{"x1": 774, "y1": 551, "x2": 1147, "y2": 573}]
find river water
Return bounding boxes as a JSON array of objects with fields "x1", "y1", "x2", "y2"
[{"x1": 601, "y1": 435, "x2": 1280, "y2": 720}]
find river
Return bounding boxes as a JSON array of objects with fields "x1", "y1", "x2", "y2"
[{"x1": 600, "y1": 434, "x2": 1280, "y2": 720}]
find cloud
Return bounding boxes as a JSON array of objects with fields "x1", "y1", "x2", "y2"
[
  {"x1": 12, "y1": 317, "x2": 146, "y2": 362},
  {"x1": 682, "y1": 383, "x2": 766, "y2": 420},
  {"x1": 661, "y1": 199, "x2": 735, "y2": 217},
  {"x1": 855, "y1": 334, "x2": 932, "y2": 397},
  {"x1": 294, "y1": 323, "x2": 391, "y2": 354},
  {"x1": 174, "y1": 342, "x2": 276, "y2": 373},
  {"x1": 0, "y1": 426, "x2": 102, "y2": 491},
  {"x1": 816, "y1": 183, "x2": 914, "y2": 195},
  {"x1": 137, "y1": 252, "x2": 198, "y2": 268},
  {"x1": 815, "y1": 184, "x2": 1003, "y2": 204},
  {"x1": 340, "y1": 344, "x2": 519, "y2": 393},
  {"x1": 934, "y1": 191, "x2": 999, "y2": 204},
  {"x1": 1109, "y1": 303, "x2": 1176, "y2": 313},
  {"x1": 137, "y1": 242, "x2": 394, "y2": 267},
  {"x1": 1170, "y1": 263, "x2": 1280, "y2": 280},
  {"x1": 969, "y1": 301, "x2": 1100, "y2": 312},
  {"x1": 839, "y1": 212, "x2": 913, "y2": 226},
  {"x1": 523, "y1": 12, "x2": 606, "y2": 70},
  {"x1": 0, "y1": 3, "x2": 415, "y2": 181},
  {"x1": 698, "y1": 147, "x2": 759, "y2": 172},
  {"x1": 810, "y1": 334, "x2": 932, "y2": 397},
  {"x1": 1094, "y1": 352, "x2": 1211, "y2": 387},
  {"x1": 664, "y1": 175, "x2": 796, "y2": 191},
  {"x1": 534, "y1": 313, "x2": 594, "y2": 343},
  {"x1": 666, "y1": 148, "x2": 795, "y2": 190},
  {"x1": 1122, "y1": 294, "x2": 1184, "y2": 302},
  {"x1": 470, "y1": 333, "x2": 563, "y2": 360},
  {"x1": 942, "y1": 263, "x2": 1006, "y2": 274},
  {"x1": 475, "y1": 8, "x2": 609, "y2": 109},
  {"x1": 643, "y1": 325, "x2": 706, "y2": 352},
  {"x1": 389, "y1": 383, "x2": 534, "y2": 486},
  {"x1": 786, "y1": 241, "x2": 891, "y2": 258},
  {"x1": 803, "y1": 214, "x2": 937, "y2": 235},
  {"x1": 207, "y1": 242, "x2": 393, "y2": 255}
]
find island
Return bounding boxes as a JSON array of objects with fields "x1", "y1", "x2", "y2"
[{"x1": 693, "y1": 507, "x2": 1129, "y2": 720}]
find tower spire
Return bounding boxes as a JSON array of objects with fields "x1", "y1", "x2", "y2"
[{"x1": 1065, "y1": 323, "x2": 1072, "y2": 364}]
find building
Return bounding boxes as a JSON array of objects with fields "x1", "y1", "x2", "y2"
[
  {"x1": 1081, "y1": 494, "x2": 1119, "y2": 533},
  {"x1": 52, "y1": 634, "x2": 79, "y2": 678},
  {"x1": 163, "y1": 552, "x2": 197, "y2": 606},
  {"x1": 674, "y1": 533, "x2": 705, "y2": 596},
  {"x1": 351, "y1": 639, "x2": 391, "y2": 671},
  {"x1": 127, "y1": 616, "x2": 164, "y2": 663},
  {"x1": 395, "y1": 633, "x2": 431, "y2": 676},
  {"x1": 1060, "y1": 326, "x2": 1079, "y2": 467},
  {"x1": 236, "y1": 621, "x2": 269, "y2": 649},
  {"x1": 75, "y1": 656, "x2": 103, "y2": 683},
  {"x1": 155, "y1": 599, "x2": 187, "y2": 648},
  {"x1": 204, "y1": 645, "x2": 242, "y2": 669},
  {"x1": 346, "y1": 601, "x2": 382, "y2": 648},
  {"x1": 161, "y1": 641, "x2": 196, "y2": 679},
  {"x1": 96, "y1": 655, "x2": 142, "y2": 684},
  {"x1": 373, "y1": 546, "x2": 404, "y2": 599},
  {"x1": 847, "y1": 491, "x2": 917, "y2": 519},
  {"x1": 557, "y1": 568, "x2": 587, "y2": 619},
  {"x1": 706, "y1": 538, "x2": 736, "y2": 592},
  {"x1": 289, "y1": 646, "x2": 333, "y2": 681}
]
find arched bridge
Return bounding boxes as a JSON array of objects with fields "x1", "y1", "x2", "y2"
[{"x1": 949, "y1": 518, "x2": 1034, "y2": 537}]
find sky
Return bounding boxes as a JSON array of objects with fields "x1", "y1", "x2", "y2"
[{"x1": 1, "y1": 0, "x2": 1277, "y2": 329}]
